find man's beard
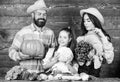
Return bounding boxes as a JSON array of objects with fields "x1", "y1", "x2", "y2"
[{"x1": 33, "y1": 18, "x2": 46, "y2": 28}]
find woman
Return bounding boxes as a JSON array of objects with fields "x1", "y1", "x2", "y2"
[{"x1": 75, "y1": 7, "x2": 114, "y2": 77}]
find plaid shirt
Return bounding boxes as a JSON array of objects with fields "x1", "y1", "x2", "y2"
[{"x1": 9, "y1": 23, "x2": 56, "y2": 71}]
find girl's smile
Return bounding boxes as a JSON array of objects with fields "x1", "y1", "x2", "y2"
[{"x1": 58, "y1": 30, "x2": 71, "y2": 47}]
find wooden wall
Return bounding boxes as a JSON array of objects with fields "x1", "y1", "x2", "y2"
[{"x1": 0, "y1": 0, "x2": 120, "y2": 78}]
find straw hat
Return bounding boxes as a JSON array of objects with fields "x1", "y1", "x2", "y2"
[
  {"x1": 27, "y1": 0, "x2": 49, "y2": 14},
  {"x1": 80, "y1": 7, "x2": 104, "y2": 25}
]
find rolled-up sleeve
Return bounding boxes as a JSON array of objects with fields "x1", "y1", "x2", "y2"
[
  {"x1": 86, "y1": 35, "x2": 103, "y2": 57},
  {"x1": 43, "y1": 29, "x2": 57, "y2": 48},
  {"x1": 48, "y1": 31, "x2": 57, "y2": 47},
  {"x1": 9, "y1": 32, "x2": 23, "y2": 61}
]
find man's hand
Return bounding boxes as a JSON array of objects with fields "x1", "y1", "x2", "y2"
[{"x1": 19, "y1": 52, "x2": 31, "y2": 60}]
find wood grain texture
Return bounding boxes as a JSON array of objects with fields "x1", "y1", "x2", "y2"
[
  {"x1": 0, "y1": 5, "x2": 120, "y2": 16},
  {"x1": 1, "y1": 0, "x2": 120, "y2": 5}
]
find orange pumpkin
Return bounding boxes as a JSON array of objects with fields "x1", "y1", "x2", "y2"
[{"x1": 20, "y1": 40, "x2": 45, "y2": 57}]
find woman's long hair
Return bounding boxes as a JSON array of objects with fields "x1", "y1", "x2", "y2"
[
  {"x1": 52, "y1": 27, "x2": 76, "y2": 57},
  {"x1": 81, "y1": 13, "x2": 111, "y2": 42}
]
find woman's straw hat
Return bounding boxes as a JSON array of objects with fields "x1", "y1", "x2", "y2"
[{"x1": 80, "y1": 7, "x2": 104, "y2": 25}]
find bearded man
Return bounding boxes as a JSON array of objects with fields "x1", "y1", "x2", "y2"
[{"x1": 8, "y1": 0, "x2": 56, "y2": 73}]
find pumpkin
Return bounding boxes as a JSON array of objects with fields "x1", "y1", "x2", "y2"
[{"x1": 20, "y1": 40, "x2": 45, "y2": 57}]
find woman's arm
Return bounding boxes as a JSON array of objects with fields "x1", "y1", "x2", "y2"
[
  {"x1": 101, "y1": 36, "x2": 114, "y2": 64},
  {"x1": 93, "y1": 28, "x2": 114, "y2": 64}
]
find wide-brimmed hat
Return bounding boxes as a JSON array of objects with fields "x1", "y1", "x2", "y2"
[
  {"x1": 80, "y1": 7, "x2": 104, "y2": 25},
  {"x1": 27, "y1": 0, "x2": 49, "y2": 14}
]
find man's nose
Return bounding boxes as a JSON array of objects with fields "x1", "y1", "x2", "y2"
[{"x1": 38, "y1": 14, "x2": 45, "y2": 18}]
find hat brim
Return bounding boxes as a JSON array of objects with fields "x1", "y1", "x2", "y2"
[
  {"x1": 80, "y1": 8, "x2": 104, "y2": 25},
  {"x1": 80, "y1": 9, "x2": 88, "y2": 17}
]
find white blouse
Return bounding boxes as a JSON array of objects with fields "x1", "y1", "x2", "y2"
[{"x1": 42, "y1": 47, "x2": 74, "y2": 73}]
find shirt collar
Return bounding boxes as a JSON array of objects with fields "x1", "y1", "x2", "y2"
[{"x1": 30, "y1": 23, "x2": 46, "y2": 32}]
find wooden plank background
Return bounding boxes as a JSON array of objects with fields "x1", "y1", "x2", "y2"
[{"x1": 0, "y1": 0, "x2": 120, "y2": 78}]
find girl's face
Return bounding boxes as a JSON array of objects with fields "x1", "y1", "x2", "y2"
[
  {"x1": 84, "y1": 14, "x2": 95, "y2": 31},
  {"x1": 58, "y1": 30, "x2": 71, "y2": 47}
]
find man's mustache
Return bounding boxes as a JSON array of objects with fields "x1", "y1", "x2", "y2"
[{"x1": 37, "y1": 18, "x2": 46, "y2": 21}]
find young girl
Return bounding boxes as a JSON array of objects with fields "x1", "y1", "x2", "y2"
[
  {"x1": 75, "y1": 7, "x2": 114, "y2": 77},
  {"x1": 42, "y1": 27, "x2": 77, "y2": 75}
]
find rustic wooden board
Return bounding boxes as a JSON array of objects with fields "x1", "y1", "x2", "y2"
[
  {"x1": 0, "y1": 0, "x2": 120, "y2": 5},
  {"x1": 0, "y1": 0, "x2": 21, "y2": 4},
  {"x1": 1, "y1": 16, "x2": 120, "y2": 30},
  {"x1": 0, "y1": 4, "x2": 120, "y2": 16}
]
